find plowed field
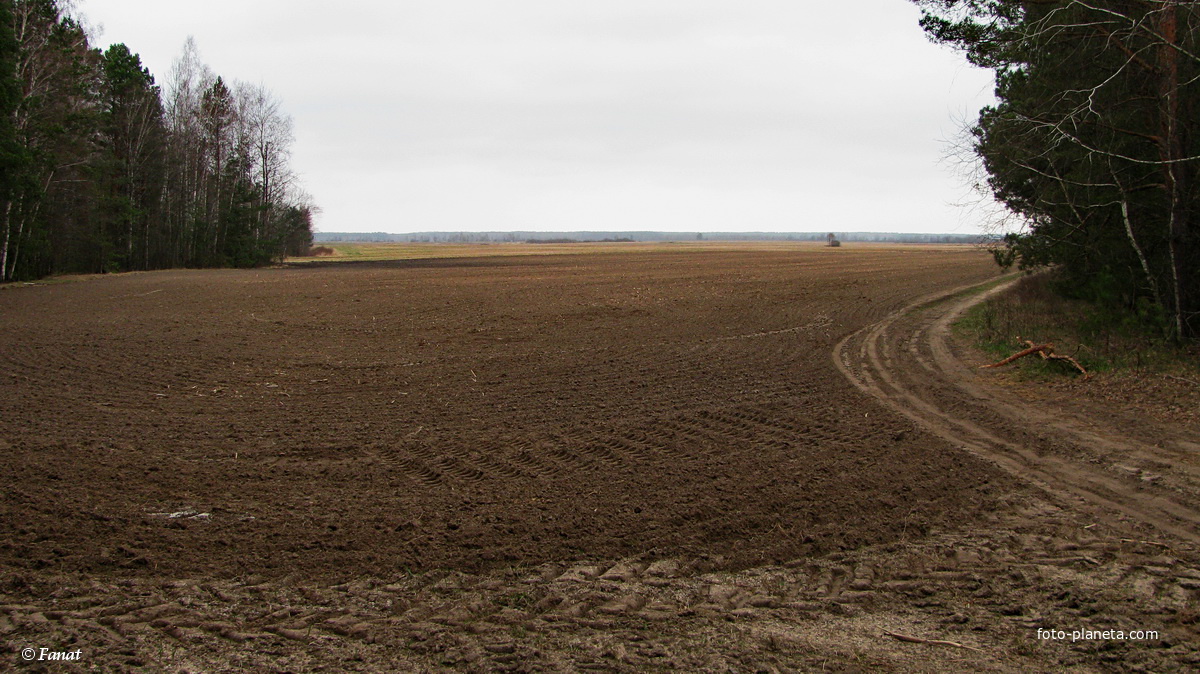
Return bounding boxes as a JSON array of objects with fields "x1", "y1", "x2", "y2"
[
  {"x1": 0, "y1": 246, "x2": 1007, "y2": 579},
  {"x1": 2, "y1": 244, "x2": 1196, "y2": 671}
]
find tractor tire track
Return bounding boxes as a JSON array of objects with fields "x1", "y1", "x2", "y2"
[{"x1": 835, "y1": 276, "x2": 1200, "y2": 545}]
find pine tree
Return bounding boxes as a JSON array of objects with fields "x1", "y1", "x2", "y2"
[
  {"x1": 98, "y1": 43, "x2": 165, "y2": 271},
  {"x1": 913, "y1": 0, "x2": 1200, "y2": 339}
]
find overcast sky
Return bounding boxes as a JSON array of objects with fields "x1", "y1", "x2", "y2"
[{"x1": 76, "y1": 1, "x2": 997, "y2": 234}]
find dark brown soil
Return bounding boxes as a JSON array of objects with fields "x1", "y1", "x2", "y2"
[
  {"x1": 1, "y1": 245, "x2": 1195, "y2": 672},
  {"x1": 0, "y1": 248, "x2": 1004, "y2": 581}
]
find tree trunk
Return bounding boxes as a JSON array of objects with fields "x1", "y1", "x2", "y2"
[
  {"x1": 8, "y1": 207, "x2": 23, "y2": 280},
  {"x1": 1119, "y1": 198, "x2": 1163, "y2": 311},
  {"x1": 1155, "y1": 3, "x2": 1187, "y2": 338},
  {"x1": 0, "y1": 200, "x2": 10, "y2": 282}
]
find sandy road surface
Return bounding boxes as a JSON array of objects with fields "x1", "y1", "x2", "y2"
[{"x1": 836, "y1": 278, "x2": 1200, "y2": 545}]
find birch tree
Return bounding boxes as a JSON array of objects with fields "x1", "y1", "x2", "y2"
[
  {"x1": 235, "y1": 81, "x2": 294, "y2": 245},
  {"x1": 162, "y1": 36, "x2": 211, "y2": 266}
]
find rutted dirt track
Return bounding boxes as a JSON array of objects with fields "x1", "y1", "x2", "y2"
[
  {"x1": 0, "y1": 245, "x2": 1197, "y2": 672},
  {"x1": 836, "y1": 279, "x2": 1200, "y2": 545}
]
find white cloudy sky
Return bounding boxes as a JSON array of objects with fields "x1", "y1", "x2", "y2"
[{"x1": 76, "y1": 1, "x2": 997, "y2": 234}]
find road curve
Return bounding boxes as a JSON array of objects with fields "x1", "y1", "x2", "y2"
[{"x1": 834, "y1": 276, "x2": 1200, "y2": 545}]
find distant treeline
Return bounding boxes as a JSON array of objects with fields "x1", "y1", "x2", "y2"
[
  {"x1": 315, "y1": 231, "x2": 993, "y2": 245},
  {"x1": 0, "y1": 1, "x2": 314, "y2": 282},
  {"x1": 525, "y1": 237, "x2": 636, "y2": 244}
]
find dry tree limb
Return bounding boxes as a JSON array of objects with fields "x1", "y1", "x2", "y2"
[
  {"x1": 980, "y1": 342, "x2": 1050, "y2": 369},
  {"x1": 1044, "y1": 352, "x2": 1090, "y2": 379},
  {"x1": 1164, "y1": 374, "x2": 1200, "y2": 387},
  {"x1": 981, "y1": 337, "x2": 1090, "y2": 379},
  {"x1": 883, "y1": 631, "x2": 985, "y2": 653}
]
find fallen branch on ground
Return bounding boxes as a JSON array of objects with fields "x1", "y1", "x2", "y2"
[
  {"x1": 883, "y1": 631, "x2": 984, "y2": 653},
  {"x1": 1165, "y1": 374, "x2": 1200, "y2": 387},
  {"x1": 981, "y1": 338, "x2": 1090, "y2": 379},
  {"x1": 1120, "y1": 538, "x2": 1171, "y2": 549},
  {"x1": 981, "y1": 341, "x2": 1048, "y2": 368}
]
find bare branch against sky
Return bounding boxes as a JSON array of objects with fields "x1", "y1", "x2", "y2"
[{"x1": 78, "y1": 0, "x2": 997, "y2": 233}]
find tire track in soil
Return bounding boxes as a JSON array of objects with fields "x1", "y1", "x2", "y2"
[
  {"x1": 8, "y1": 518, "x2": 1197, "y2": 672},
  {"x1": 372, "y1": 444, "x2": 447, "y2": 487},
  {"x1": 834, "y1": 277, "x2": 1200, "y2": 545}
]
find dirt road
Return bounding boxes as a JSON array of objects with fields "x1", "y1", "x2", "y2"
[{"x1": 837, "y1": 277, "x2": 1200, "y2": 545}]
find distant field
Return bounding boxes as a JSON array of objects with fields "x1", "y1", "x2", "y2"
[{"x1": 288, "y1": 239, "x2": 972, "y2": 263}]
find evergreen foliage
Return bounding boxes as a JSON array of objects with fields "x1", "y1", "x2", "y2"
[
  {"x1": 0, "y1": 0, "x2": 314, "y2": 281},
  {"x1": 913, "y1": 0, "x2": 1200, "y2": 340}
]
